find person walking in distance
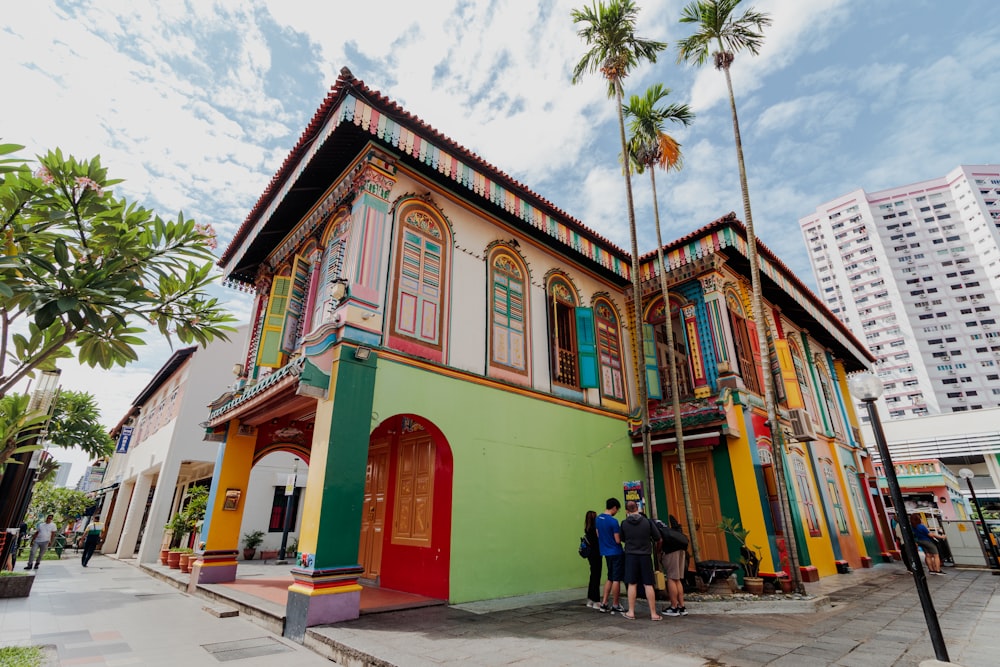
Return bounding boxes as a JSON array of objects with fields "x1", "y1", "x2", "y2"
[
  {"x1": 596, "y1": 498, "x2": 627, "y2": 614},
  {"x1": 584, "y1": 510, "x2": 603, "y2": 608},
  {"x1": 25, "y1": 514, "x2": 57, "y2": 570},
  {"x1": 620, "y1": 501, "x2": 663, "y2": 621},
  {"x1": 81, "y1": 519, "x2": 104, "y2": 567}
]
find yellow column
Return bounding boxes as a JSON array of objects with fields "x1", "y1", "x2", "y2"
[{"x1": 192, "y1": 419, "x2": 256, "y2": 585}]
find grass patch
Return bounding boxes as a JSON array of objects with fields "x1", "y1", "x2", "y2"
[
  {"x1": 0, "y1": 645, "x2": 44, "y2": 667},
  {"x1": 0, "y1": 571, "x2": 32, "y2": 577}
]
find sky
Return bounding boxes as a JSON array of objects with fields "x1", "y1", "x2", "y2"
[{"x1": 4, "y1": 0, "x2": 999, "y2": 483}]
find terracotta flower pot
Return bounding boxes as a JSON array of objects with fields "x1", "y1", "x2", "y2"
[
  {"x1": 167, "y1": 550, "x2": 182, "y2": 569},
  {"x1": 160, "y1": 548, "x2": 169, "y2": 566},
  {"x1": 778, "y1": 577, "x2": 794, "y2": 593},
  {"x1": 243, "y1": 548, "x2": 256, "y2": 561},
  {"x1": 744, "y1": 576, "x2": 764, "y2": 596},
  {"x1": 179, "y1": 553, "x2": 191, "y2": 573},
  {"x1": 259, "y1": 550, "x2": 279, "y2": 561}
]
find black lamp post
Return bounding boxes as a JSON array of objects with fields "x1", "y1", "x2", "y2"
[
  {"x1": 849, "y1": 372, "x2": 949, "y2": 663},
  {"x1": 277, "y1": 458, "x2": 298, "y2": 562},
  {"x1": 957, "y1": 468, "x2": 1000, "y2": 572}
]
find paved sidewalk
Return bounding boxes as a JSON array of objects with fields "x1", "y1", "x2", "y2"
[
  {"x1": 4, "y1": 555, "x2": 998, "y2": 666},
  {"x1": 0, "y1": 555, "x2": 333, "y2": 666}
]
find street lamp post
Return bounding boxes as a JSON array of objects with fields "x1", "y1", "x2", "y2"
[
  {"x1": 848, "y1": 372, "x2": 950, "y2": 663},
  {"x1": 278, "y1": 458, "x2": 298, "y2": 562},
  {"x1": 957, "y1": 468, "x2": 1000, "y2": 572}
]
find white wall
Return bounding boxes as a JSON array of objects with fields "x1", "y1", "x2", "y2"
[{"x1": 237, "y1": 450, "x2": 308, "y2": 556}]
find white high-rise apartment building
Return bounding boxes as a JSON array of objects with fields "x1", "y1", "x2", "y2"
[{"x1": 800, "y1": 165, "x2": 1000, "y2": 420}]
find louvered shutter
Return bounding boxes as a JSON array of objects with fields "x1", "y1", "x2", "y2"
[
  {"x1": 643, "y1": 323, "x2": 662, "y2": 400},
  {"x1": 575, "y1": 307, "x2": 598, "y2": 388},
  {"x1": 257, "y1": 276, "x2": 292, "y2": 368}
]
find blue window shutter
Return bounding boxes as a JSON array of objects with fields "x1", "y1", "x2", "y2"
[
  {"x1": 576, "y1": 307, "x2": 598, "y2": 388},
  {"x1": 643, "y1": 324, "x2": 662, "y2": 399}
]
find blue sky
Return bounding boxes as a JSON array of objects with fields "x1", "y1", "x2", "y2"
[{"x1": 4, "y1": 0, "x2": 999, "y2": 480}]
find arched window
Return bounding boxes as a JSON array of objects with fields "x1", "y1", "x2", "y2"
[
  {"x1": 821, "y1": 460, "x2": 849, "y2": 534},
  {"x1": 726, "y1": 291, "x2": 762, "y2": 394},
  {"x1": 390, "y1": 205, "x2": 449, "y2": 361},
  {"x1": 488, "y1": 248, "x2": 529, "y2": 380},
  {"x1": 789, "y1": 339, "x2": 820, "y2": 422},
  {"x1": 648, "y1": 296, "x2": 693, "y2": 402},
  {"x1": 844, "y1": 465, "x2": 873, "y2": 534},
  {"x1": 548, "y1": 275, "x2": 580, "y2": 388},
  {"x1": 815, "y1": 360, "x2": 845, "y2": 437},
  {"x1": 792, "y1": 453, "x2": 822, "y2": 537},
  {"x1": 594, "y1": 297, "x2": 625, "y2": 401}
]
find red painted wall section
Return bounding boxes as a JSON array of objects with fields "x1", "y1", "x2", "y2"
[{"x1": 374, "y1": 414, "x2": 453, "y2": 600}]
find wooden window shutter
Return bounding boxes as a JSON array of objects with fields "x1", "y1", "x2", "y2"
[
  {"x1": 281, "y1": 255, "x2": 312, "y2": 354},
  {"x1": 643, "y1": 323, "x2": 662, "y2": 400},
  {"x1": 256, "y1": 276, "x2": 292, "y2": 368},
  {"x1": 575, "y1": 307, "x2": 598, "y2": 388}
]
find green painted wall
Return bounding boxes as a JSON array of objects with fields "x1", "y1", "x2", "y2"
[{"x1": 372, "y1": 358, "x2": 641, "y2": 603}]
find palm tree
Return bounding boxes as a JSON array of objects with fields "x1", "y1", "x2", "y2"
[
  {"x1": 677, "y1": 0, "x2": 804, "y2": 593},
  {"x1": 572, "y1": 0, "x2": 666, "y2": 519},
  {"x1": 623, "y1": 84, "x2": 702, "y2": 559}
]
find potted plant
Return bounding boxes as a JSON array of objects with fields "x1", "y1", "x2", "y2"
[
  {"x1": 775, "y1": 538, "x2": 794, "y2": 593},
  {"x1": 242, "y1": 530, "x2": 264, "y2": 560},
  {"x1": 719, "y1": 517, "x2": 763, "y2": 595},
  {"x1": 177, "y1": 547, "x2": 195, "y2": 573},
  {"x1": 259, "y1": 544, "x2": 279, "y2": 561},
  {"x1": 167, "y1": 547, "x2": 183, "y2": 569}
]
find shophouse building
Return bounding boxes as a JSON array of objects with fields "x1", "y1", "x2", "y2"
[{"x1": 197, "y1": 69, "x2": 888, "y2": 638}]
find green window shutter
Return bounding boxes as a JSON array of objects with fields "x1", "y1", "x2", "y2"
[
  {"x1": 257, "y1": 276, "x2": 292, "y2": 368},
  {"x1": 576, "y1": 307, "x2": 598, "y2": 388},
  {"x1": 643, "y1": 323, "x2": 662, "y2": 400}
]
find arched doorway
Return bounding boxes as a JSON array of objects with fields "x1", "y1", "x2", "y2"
[{"x1": 360, "y1": 414, "x2": 453, "y2": 600}]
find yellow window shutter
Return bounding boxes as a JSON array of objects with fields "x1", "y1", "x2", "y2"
[{"x1": 257, "y1": 276, "x2": 292, "y2": 368}]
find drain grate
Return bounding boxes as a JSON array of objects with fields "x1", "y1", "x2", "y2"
[{"x1": 201, "y1": 637, "x2": 292, "y2": 662}]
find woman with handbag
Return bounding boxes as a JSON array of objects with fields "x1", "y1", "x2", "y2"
[{"x1": 584, "y1": 510, "x2": 603, "y2": 608}]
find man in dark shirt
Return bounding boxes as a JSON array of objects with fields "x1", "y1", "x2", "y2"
[{"x1": 619, "y1": 501, "x2": 662, "y2": 621}]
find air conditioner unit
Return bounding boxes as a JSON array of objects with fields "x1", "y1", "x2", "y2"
[{"x1": 787, "y1": 408, "x2": 816, "y2": 442}]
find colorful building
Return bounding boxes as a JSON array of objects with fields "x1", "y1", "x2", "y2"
[{"x1": 196, "y1": 68, "x2": 889, "y2": 639}]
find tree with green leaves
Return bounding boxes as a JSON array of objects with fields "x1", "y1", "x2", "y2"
[
  {"x1": 623, "y1": 84, "x2": 700, "y2": 557},
  {"x1": 0, "y1": 143, "x2": 236, "y2": 398},
  {"x1": 26, "y1": 481, "x2": 95, "y2": 526},
  {"x1": 677, "y1": 1, "x2": 804, "y2": 592},
  {"x1": 572, "y1": 0, "x2": 666, "y2": 520},
  {"x1": 1, "y1": 390, "x2": 114, "y2": 470}
]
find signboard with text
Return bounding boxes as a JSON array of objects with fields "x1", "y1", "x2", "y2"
[
  {"x1": 115, "y1": 426, "x2": 134, "y2": 454},
  {"x1": 623, "y1": 480, "x2": 644, "y2": 513}
]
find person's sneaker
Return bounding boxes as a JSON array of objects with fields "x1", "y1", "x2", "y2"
[
  {"x1": 598, "y1": 604, "x2": 611, "y2": 613},
  {"x1": 611, "y1": 604, "x2": 627, "y2": 614},
  {"x1": 586, "y1": 600, "x2": 599, "y2": 608},
  {"x1": 678, "y1": 606, "x2": 688, "y2": 616},
  {"x1": 663, "y1": 607, "x2": 681, "y2": 617},
  {"x1": 24, "y1": 564, "x2": 33, "y2": 570}
]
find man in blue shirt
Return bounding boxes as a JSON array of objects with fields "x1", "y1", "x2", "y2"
[{"x1": 596, "y1": 498, "x2": 627, "y2": 614}]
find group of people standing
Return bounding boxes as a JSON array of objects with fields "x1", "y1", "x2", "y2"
[{"x1": 584, "y1": 498, "x2": 689, "y2": 620}]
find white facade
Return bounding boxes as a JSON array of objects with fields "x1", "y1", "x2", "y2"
[
  {"x1": 100, "y1": 328, "x2": 249, "y2": 563},
  {"x1": 800, "y1": 165, "x2": 1000, "y2": 420}
]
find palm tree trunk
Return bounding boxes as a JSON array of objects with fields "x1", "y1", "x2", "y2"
[
  {"x1": 723, "y1": 63, "x2": 803, "y2": 594},
  {"x1": 648, "y1": 169, "x2": 700, "y2": 560},
  {"x1": 615, "y1": 85, "x2": 658, "y2": 520}
]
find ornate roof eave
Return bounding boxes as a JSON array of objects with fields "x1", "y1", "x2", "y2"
[
  {"x1": 638, "y1": 214, "x2": 874, "y2": 369},
  {"x1": 220, "y1": 68, "x2": 632, "y2": 283}
]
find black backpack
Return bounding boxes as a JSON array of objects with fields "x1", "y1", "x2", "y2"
[
  {"x1": 578, "y1": 535, "x2": 591, "y2": 559},
  {"x1": 655, "y1": 519, "x2": 689, "y2": 553}
]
